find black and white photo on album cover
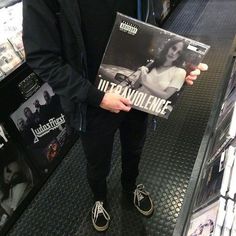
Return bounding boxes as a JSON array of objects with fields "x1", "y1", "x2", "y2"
[
  {"x1": 96, "y1": 13, "x2": 210, "y2": 118},
  {"x1": 10, "y1": 83, "x2": 68, "y2": 172},
  {"x1": 187, "y1": 198, "x2": 226, "y2": 236},
  {"x1": 0, "y1": 123, "x2": 35, "y2": 229}
]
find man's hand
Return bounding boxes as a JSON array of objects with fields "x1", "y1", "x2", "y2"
[
  {"x1": 100, "y1": 92, "x2": 132, "y2": 113},
  {"x1": 185, "y1": 63, "x2": 208, "y2": 85}
]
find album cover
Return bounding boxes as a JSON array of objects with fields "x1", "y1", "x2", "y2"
[
  {"x1": 8, "y1": 31, "x2": 25, "y2": 60},
  {"x1": 187, "y1": 198, "x2": 226, "y2": 236},
  {"x1": 232, "y1": 209, "x2": 236, "y2": 236},
  {"x1": 227, "y1": 145, "x2": 236, "y2": 199},
  {"x1": 0, "y1": 69, "x2": 5, "y2": 82},
  {"x1": 10, "y1": 83, "x2": 72, "y2": 173},
  {"x1": 216, "y1": 86, "x2": 236, "y2": 131},
  {"x1": 224, "y1": 57, "x2": 236, "y2": 101},
  {"x1": 209, "y1": 102, "x2": 236, "y2": 162},
  {"x1": 221, "y1": 199, "x2": 235, "y2": 236},
  {"x1": 0, "y1": 123, "x2": 35, "y2": 230},
  {"x1": 195, "y1": 152, "x2": 225, "y2": 209},
  {"x1": 196, "y1": 146, "x2": 236, "y2": 210},
  {"x1": 95, "y1": 13, "x2": 210, "y2": 118},
  {"x1": 0, "y1": 41, "x2": 22, "y2": 75}
]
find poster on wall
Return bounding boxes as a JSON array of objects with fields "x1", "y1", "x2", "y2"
[
  {"x1": 10, "y1": 83, "x2": 72, "y2": 173},
  {"x1": 0, "y1": 123, "x2": 36, "y2": 231}
]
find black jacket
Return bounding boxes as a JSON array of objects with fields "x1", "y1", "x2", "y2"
[{"x1": 22, "y1": 0, "x2": 158, "y2": 131}]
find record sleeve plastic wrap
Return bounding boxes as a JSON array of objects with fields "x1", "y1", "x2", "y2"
[{"x1": 96, "y1": 13, "x2": 210, "y2": 118}]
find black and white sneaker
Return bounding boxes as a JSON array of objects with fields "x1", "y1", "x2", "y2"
[
  {"x1": 133, "y1": 184, "x2": 154, "y2": 216},
  {"x1": 91, "y1": 201, "x2": 110, "y2": 232}
]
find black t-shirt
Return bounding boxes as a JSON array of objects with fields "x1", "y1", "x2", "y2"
[{"x1": 78, "y1": 0, "x2": 137, "y2": 83}]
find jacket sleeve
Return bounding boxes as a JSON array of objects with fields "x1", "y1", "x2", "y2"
[{"x1": 22, "y1": 0, "x2": 104, "y2": 107}]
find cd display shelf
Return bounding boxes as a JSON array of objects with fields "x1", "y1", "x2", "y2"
[
  {"x1": 0, "y1": 62, "x2": 40, "y2": 235},
  {"x1": 173, "y1": 36, "x2": 236, "y2": 236},
  {"x1": 0, "y1": 61, "x2": 78, "y2": 235}
]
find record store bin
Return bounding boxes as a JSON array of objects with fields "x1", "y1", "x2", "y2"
[
  {"x1": 174, "y1": 36, "x2": 236, "y2": 236},
  {"x1": 0, "y1": 1, "x2": 77, "y2": 234}
]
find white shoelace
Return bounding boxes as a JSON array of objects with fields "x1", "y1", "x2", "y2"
[
  {"x1": 134, "y1": 184, "x2": 149, "y2": 206},
  {"x1": 92, "y1": 201, "x2": 110, "y2": 223}
]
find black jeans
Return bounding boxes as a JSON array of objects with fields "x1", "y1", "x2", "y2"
[{"x1": 80, "y1": 107, "x2": 148, "y2": 201}]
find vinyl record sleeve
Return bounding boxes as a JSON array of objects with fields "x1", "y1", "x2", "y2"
[
  {"x1": 195, "y1": 146, "x2": 235, "y2": 210},
  {"x1": 187, "y1": 198, "x2": 226, "y2": 236},
  {"x1": 232, "y1": 208, "x2": 236, "y2": 236},
  {"x1": 224, "y1": 57, "x2": 236, "y2": 101},
  {"x1": 0, "y1": 41, "x2": 22, "y2": 74},
  {"x1": 95, "y1": 13, "x2": 210, "y2": 118},
  {"x1": 7, "y1": 31, "x2": 25, "y2": 60},
  {"x1": 0, "y1": 123, "x2": 35, "y2": 230},
  {"x1": 221, "y1": 200, "x2": 235, "y2": 236},
  {"x1": 216, "y1": 87, "x2": 236, "y2": 131},
  {"x1": 195, "y1": 152, "x2": 225, "y2": 209},
  {"x1": 10, "y1": 83, "x2": 70, "y2": 173},
  {"x1": 227, "y1": 145, "x2": 236, "y2": 199},
  {"x1": 209, "y1": 102, "x2": 236, "y2": 162}
]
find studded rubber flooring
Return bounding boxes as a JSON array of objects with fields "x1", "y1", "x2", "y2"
[{"x1": 7, "y1": 0, "x2": 236, "y2": 235}]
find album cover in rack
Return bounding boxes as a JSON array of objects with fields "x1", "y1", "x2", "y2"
[
  {"x1": 0, "y1": 41, "x2": 22, "y2": 75},
  {"x1": 8, "y1": 31, "x2": 25, "y2": 60},
  {"x1": 221, "y1": 199, "x2": 235, "y2": 236},
  {"x1": 227, "y1": 144, "x2": 236, "y2": 199},
  {"x1": 216, "y1": 85, "x2": 236, "y2": 131},
  {"x1": 232, "y1": 209, "x2": 236, "y2": 236},
  {"x1": 187, "y1": 198, "x2": 226, "y2": 236},
  {"x1": 224, "y1": 57, "x2": 236, "y2": 101},
  {"x1": 95, "y1": 13, "x2": 210, "y2": 118},
  {"x1": 195, "y1": 146, "x2": 236, "y2": 210},
  {"x1": 209, "y1": 102, "x2": 236, "y2": 162},
  {"x1": 0, "y1": 123, "x2": 36, "y2": 230},
  {"x1": 10, "y1": 83, "x2": 72, "y2": 173},
  {"x1": 0, "y1": 69, "x2": 5, "y2": 82}
]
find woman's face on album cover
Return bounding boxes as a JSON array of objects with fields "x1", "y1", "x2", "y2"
[
  {"x1": 166, "y1": 41, "x2": 184, "y2": 63},
  {"x1": 3, "y1": 162, "x2": 20, "y2": 184}
]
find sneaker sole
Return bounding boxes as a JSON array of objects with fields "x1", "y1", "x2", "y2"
[
  {"x1": 135, "y1": 200, "x2": 154, "y2": 216},
  {"x1": 92, "y1": 218, "x2": 110, "y2": 232}
]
